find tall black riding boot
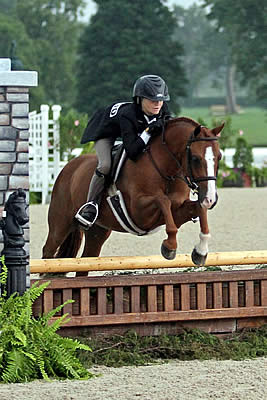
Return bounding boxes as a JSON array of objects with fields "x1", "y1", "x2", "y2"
[{"x1": 75, "y1": 170, "x2": 106, "y2": 229}]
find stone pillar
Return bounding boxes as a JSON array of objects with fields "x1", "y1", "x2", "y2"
[{"x1": 0, "y1": 58, "x2": 38, "y2": 286}]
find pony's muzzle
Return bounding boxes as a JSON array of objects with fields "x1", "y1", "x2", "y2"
[{"x1": 201, "y1": 193, "x2": 218, "y2": 209}]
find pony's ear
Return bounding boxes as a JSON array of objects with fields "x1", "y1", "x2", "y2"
[
  {"x1": 211, "y1": 122, "x2": 225, "y2": 137},
  {"x1": 194, "y1": 125, "x2": 202, "y2": 137}
]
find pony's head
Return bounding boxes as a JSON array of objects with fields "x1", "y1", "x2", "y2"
[
  {"x1": 185, "y1": 121, "x2": 223, "y2": 209},
  {"x1": 163, "y1": 117, "x2": 224, "y2": 209}
]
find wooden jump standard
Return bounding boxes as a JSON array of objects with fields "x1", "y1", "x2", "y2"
[{"x1": 30, "y1": 250, "x2": 267, "y2": 273}]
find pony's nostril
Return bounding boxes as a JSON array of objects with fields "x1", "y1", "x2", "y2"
[{"x1": 201, "y1": 197, "x2": 214, "y2": 209}]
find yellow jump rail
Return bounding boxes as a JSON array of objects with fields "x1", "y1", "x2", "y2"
[{"x1": 30, "y1": 250, "x2": 267, "y2": 274}]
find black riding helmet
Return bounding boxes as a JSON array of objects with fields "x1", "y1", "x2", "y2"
[{"x1": 133, "y1": 75, "x2": 170, "y2": 102}]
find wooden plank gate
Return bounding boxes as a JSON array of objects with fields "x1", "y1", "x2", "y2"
[
  {"x1": 29, "y1": 104, "x2": 66, "y2": 204},
  {"x1": 31, "y1": 254, "x2": 267, "y2": 337}
]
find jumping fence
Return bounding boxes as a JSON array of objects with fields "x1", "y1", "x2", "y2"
[{"x1": 31, "y1": 251, "x2": 267, "y2": 337}]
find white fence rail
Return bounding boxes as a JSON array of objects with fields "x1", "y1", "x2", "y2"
[{"x1": 29, "y1": 105, "x2": 66, "y2": 204}]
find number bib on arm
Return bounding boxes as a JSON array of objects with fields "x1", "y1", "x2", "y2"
[{"x1": 109, "y1": 102, "x2": 131, "y2": 118}]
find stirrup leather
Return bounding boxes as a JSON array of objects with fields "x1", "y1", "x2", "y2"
[{"x1": 75, "y1": 201, "x2": 98, "y2": 228}]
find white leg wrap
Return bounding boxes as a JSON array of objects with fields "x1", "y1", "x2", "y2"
[{"x1": 195, "y1": 232, "x2": 211, "y2": 256}]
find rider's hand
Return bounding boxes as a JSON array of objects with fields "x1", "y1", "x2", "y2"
[{"x1": 148, "y1": 119, "x2": 164, "y2": 136}]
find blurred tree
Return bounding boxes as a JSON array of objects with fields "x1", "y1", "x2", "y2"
[
  {"x1": 0, "y1": 11, "x2": 47, "y2": 107},
  {"x1": 16, "y1": 0, "x2": 86, "y2": 110},
  {"x1": 0, "y1": 0, "x2": 86, "y2": 110},
  {"x1": 59, "y1": 109, "x2": 89, "y2": 159},
  {"x1": 203, "y1": 0, "x2": 267, "y2": 105},
  {"x1": 0, "y1": 13, "x2": 30, "y2": 59},
  {"x1": 0, "y1": 0, "x2": 17, "y2": 15},
  {"x1": 75, "y1": 0, "x2": 187, "y2": 116},
  {"x1": 233, "y1": 136, "x2": 253, "y2": 173},
  {"x1": 172, "y1": 5, "x2": 230, "y2": 105}
]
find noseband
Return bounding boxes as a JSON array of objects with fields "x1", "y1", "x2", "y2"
[{"x1": 146, "y1": 124, "x2": 219, "y2": 194}]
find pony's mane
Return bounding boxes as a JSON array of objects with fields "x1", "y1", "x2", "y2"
[{"x1": 168, "y1": 116, "x2": 200, "y2": 128}]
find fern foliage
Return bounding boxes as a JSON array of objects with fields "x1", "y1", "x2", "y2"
[{"x1": 0, "y1": 256, "x2": 93, "y2": 383}]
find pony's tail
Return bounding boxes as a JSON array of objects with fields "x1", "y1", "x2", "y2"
[{"x1": 56, "y1": 229, "x2": 83, "y2": 258}]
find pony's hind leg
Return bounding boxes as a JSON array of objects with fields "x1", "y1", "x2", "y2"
[
  {"x1": 42, "y1": 215, "x2": 76, "y2": 259},
  {"x1": 82, "y1": 224, "x2": 111, "y2": 257},
  {"x1": 76, "y1": 224, "x2": 112, "y2": 276},
  {"x1": 42, "y1": 231, "x2": 62, "y2": 258}
]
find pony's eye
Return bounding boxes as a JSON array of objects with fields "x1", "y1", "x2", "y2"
[{"x1": 191, "y1": 155, "x2": 201, "y2": 165}]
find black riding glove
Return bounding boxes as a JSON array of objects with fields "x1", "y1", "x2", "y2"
[{"x1": 148, "y1": 119, "x2": 165, "y2": 136}]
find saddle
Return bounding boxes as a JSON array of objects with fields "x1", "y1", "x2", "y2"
[
  {"x1": 109, "y1": 142, "x2": 126, "y2": 183},
  {"x1": 106, "y1": 143, "x2": 160, "y2": 236}
]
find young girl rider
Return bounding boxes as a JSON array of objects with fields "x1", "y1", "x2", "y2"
[{"x1": 75, "y1": 74, "x2": 171, "y2": 229}]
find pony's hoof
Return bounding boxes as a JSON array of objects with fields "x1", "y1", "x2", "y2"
[
  {"x1": 191, "y1": 248, "x2": 207, "y2": 266},
  {"x1": 161, "y1": 243, "x2": 176, "y2": 260}
]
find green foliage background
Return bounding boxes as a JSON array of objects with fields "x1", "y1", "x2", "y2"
[
  {"x1": 1, "y1": 0, "x2": 266, "y2": 114},
  {"x1": 75, "y1": 0, "x2": 187, "y2": 116},
  {"x1": 59, "y1": 109, "x2": 89, "y2": 158},
  {"x1": 181, "y1": 107, "x2": 267, "y2": 147},
  {"x1": 1, "y1": 0, "x2": 266, "y2": 154},
  {"x1": 0, "y1": 0, "x2": 85, "y2": 110},
  {"x1": 203, "y1": 0, "x2": 267, "y2": 104}
]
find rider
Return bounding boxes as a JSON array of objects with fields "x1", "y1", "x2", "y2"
[{"x1": 75, "y1": 74, "x2": 171, "y2": 229}]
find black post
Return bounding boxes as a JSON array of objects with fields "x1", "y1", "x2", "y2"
[
  {"x1": 0, "y1": 189, "x2": 29, "y2": 297},
  {"x1": 10, "y1": 40, "x2": 24, "y2": 71}
]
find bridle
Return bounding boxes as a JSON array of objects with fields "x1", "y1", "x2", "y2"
[{"x1": 146, "y1": 122, "x2": 219, "y2": 194}]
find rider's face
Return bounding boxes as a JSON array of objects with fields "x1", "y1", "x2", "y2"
[{"x1": 141, "y1": 98, "x2": 163, "y2": 116}]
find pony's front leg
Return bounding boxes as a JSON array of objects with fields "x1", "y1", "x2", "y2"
[
  {"x1": 155, "y1": 195, "x2": 178, "y2": 260},
  {"x1": 191, "y1": 208, "x2": 210, "y2": 266}
]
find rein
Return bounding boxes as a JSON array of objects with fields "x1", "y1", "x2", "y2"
[{"x1": 146, "y1": 123, "x2": 219, "y2": 193}]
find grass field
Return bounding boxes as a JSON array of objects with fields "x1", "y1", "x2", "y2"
[{"x1": 180, "y1": 107, "x2": 267, "y2": 147}]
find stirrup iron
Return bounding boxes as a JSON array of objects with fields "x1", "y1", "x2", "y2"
[{"x1": 75, "y1": 201, "x2": 98, "y2": 228}]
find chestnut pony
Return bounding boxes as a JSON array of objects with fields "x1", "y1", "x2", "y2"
[{"x1": 42, "y1": 117, "x2": 223, "y2": 270}]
